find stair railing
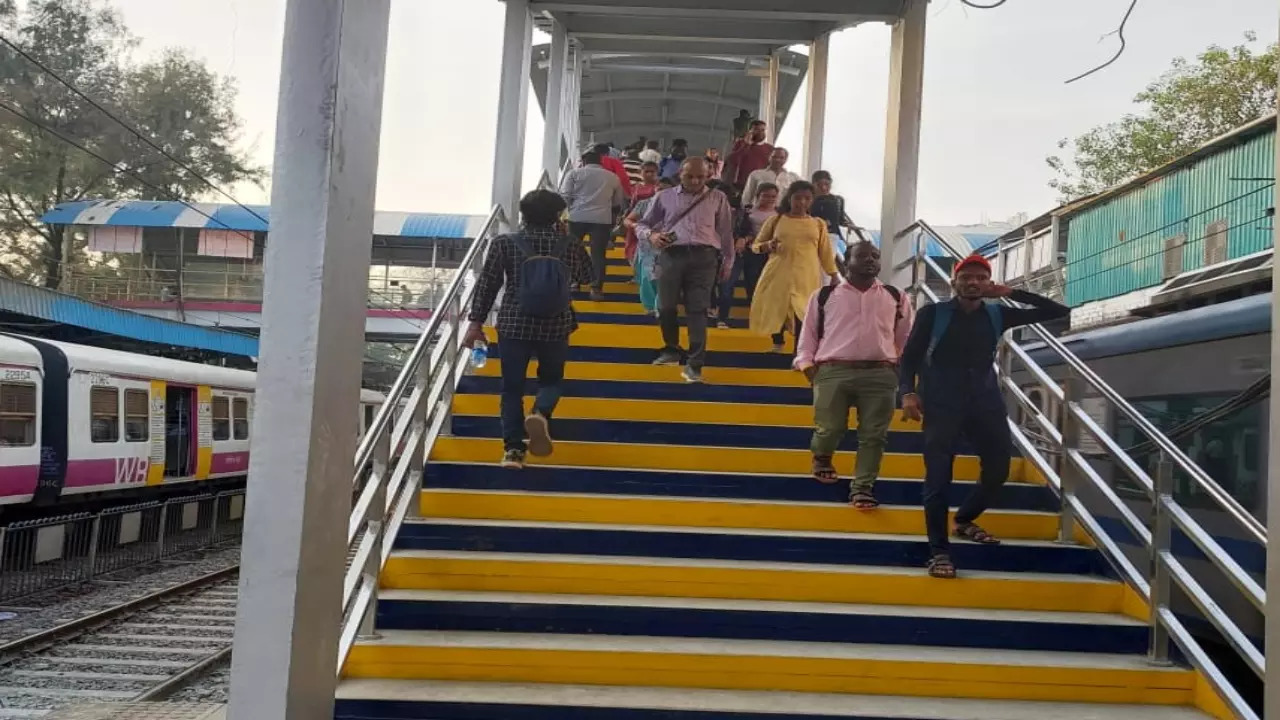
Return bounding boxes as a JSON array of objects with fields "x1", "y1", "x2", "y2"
[
  {"x1": 338, "y1": 203, "x2": 511, "y2": 671},
  {"x1": 896, "y1": 220, "x2": 1263, "y2": 720}
]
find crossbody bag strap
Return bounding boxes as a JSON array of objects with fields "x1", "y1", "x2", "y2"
[{"x1": 662, "y1": 188, "x2": 715, "y2": 233}]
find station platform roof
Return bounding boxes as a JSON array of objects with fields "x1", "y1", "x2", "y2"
[
  {"x1": 41, "y1": 200, "x2": 490, "y2": 240},
  {"x1": 0, "y1": 276, "x2": 258, "y2": 358}
]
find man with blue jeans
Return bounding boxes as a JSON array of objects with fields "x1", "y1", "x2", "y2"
[{"x1": 464, "y1": 190, "x2": 593, "y2": 469}]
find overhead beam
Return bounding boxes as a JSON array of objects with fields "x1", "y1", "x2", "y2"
[
  {"x1": 531, "y1": 0, "x2": 902, "y2": 22},
  {"x1": 562, "y1": 15, "x2": 820, "y2": 43},
  {"x1": 596, "y1": 121, "x2": 728, "y2": 142},
  {"x1": 582, "y1": 90, "x2": 757, "y2": 112},
  {"x1": 587, "y1": 62, "x2": 758, "y2": 76},
  {"x1": 576, "y1": 38, "x2": 781, "y2": 57}
]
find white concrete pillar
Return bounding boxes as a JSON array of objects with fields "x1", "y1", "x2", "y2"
[
  {"x1": 491, "y1": 0, "x2": 533, "y2": 219},
  {"x1": 542, "y1": 20, "x2": 568, "y2": 181},
  {"x1": 763, "y1": 54, "x2": 780, "y2": 143},
  {"x1": 225, "y1": 0, "x2": 390, "y2": 717},
  {"x1": 802, "y1": 33, "x2": 830, "y2": 176},
  {"x1": 565, "y1": 47, "x2": 582, "y2": 161},
  {"x1": 1265, "y1": 11, "x2": 1280, "y2": 719},
  {"x1": 878, "y1": 0, "x2": 926, "y2": 282}
]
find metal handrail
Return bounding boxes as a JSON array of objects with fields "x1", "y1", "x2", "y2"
[
  {"x1": 896, "y1": 219, "x2": 1263, "y2": 720},
  {"x1": 338, "y1": 203, "x2": 510, "y2": 670}
]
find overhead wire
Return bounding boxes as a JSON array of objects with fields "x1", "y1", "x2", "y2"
[
  {"x1": 958, "y1": 0, "x2": 1008, "y2": 8},
  {"x1": 1065, "y1": 0, "x2": 1140, "y2": 84}
]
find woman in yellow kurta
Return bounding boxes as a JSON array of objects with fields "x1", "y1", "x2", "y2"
[{"x1": 748, "y1": 181, "x2": 838, "y2": 351}]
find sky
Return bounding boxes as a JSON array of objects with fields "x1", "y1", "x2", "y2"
[{"x1": 99, "y1": 0, "x2": 1280, "y2": 226}]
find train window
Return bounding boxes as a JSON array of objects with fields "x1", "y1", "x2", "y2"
[
  {"x1": 0, "y1": 383, "x2": 36, "y2": 447},
  {"x1": 232, "y1": 398, "x2": 249, "y2": 440},
  {"x1": 212, "y1": 396, "x2": 231, "y2": 441},
  {"x1": 124, "y1": 389, "x2": 149, "y2": 442},
  {"x1": 90, "y1": 387, "x2": 120, "y2": 443}
]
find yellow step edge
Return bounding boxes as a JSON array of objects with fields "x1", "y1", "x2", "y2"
[
  {"x1": 591, "y1": 281, "x2": 748, "y2": 299},
  {"x1": 471, "y1": 360, "x2": 805, "y2": 387},
  {"x1": 575, "y1": 300, "x2": 750, "y2": 319},
  {"x1": 380, "y1": 554, "x2": 1128, "y2": 614},
  {"x1": 430, "y1": 437, "x2": 1034, "y2": 483},
  {"x1": 418, "y1": 490, "x2": 1053, "y2": 540},
  {"x1": 483, "y1": 324, "x2": 770, "y2": 352},
  {"x1": 451, "y1": 395, "x2": 923, "y2": 431},
  {"x1": 343, "y1": 642, "x2": 1194, "y2": 705}
]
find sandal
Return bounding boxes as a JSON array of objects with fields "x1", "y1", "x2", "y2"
[
  {"x1": 953, "y1": 523, "x2": 1001, "y2": 545},
  {"x1": 812, "y1": 456, "x2": 839, "y2": 484},
  {"x1": 928, "y1": 554, "x2": 957, "y2": 579},
  {"x1": 849, "y1": 492, "x2": 879, "y2": 510}
]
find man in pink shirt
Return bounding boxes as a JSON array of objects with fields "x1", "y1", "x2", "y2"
[{"x1": 794, "y1": 242, "x2": 914, "y2": 509}]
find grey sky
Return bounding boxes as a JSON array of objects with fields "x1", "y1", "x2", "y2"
[{"x1": 110, "y1": 0, "x2": 1278, "y2": 225}]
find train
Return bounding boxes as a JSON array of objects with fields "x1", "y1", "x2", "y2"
[
  {"x1": 1012, "y1": 292, "x2": 1268, "y2": 677},
  {"x1": 0, "y1": 333, "x2": 384, "y2": 515}
]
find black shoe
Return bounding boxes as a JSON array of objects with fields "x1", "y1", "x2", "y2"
[{"x1": 653, "y1": 350, "x2": 683, "y2": 366}]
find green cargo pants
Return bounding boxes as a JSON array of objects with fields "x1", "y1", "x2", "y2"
[{"x1": 810, "y1": 363, "x2": 898, "y2": 494}]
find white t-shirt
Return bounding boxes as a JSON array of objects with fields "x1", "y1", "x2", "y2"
[
  {"x1": 638, "y1": 148, "x2": 662, "y2": 164},
  {"x1": 742, "y1": 168, "x2": 801, "y2": 207}
]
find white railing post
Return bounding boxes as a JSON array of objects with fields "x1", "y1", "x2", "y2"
[
  {"x1": 1056, "y1": 376, "x2": 1081, "y2": 544},
  {"x1": 357, "y1": 430, "x2": 391, "y2": 640},
  {"x1": 405, "y1": 356, "x2": 430, "y2": 519},
  {"x1": 1148, "y1": 452, "x2": 1174, "y2": 665}
]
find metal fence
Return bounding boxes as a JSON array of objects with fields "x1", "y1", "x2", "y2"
[{"x1": 0, "y1": 490, "x2": 246, "y2": 603}]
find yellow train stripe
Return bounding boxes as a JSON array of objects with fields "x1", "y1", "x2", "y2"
[
  {"x1": 145, "y1": 380, "x2": 166, "y2": 486},
  {"x1": 419, "y1": 490, "x2": 1057, "y2": 540},
  {"x1": 195, "y1": 386, "x2": 213, "y2": 481},
  {"x1": 484, "y1": 324, "x2": 781, "y2": 353},
  {"x1": 451, "y1": 395, "x2": 923, "y2": 431},
  {"x1": 471, "y1": 360, "x2": 804, "y2": 388},
  {"x1": 430, "y1": 437, "x2": 1033, "y2": 483},
  {"x1": 380, "y1": 554, "x2": 1128, "y2": 613},
  {"x1": 344, "y1": 642, "x2": 1193, "y2": 704}
]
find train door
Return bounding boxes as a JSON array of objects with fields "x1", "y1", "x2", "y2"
[{"x1": 165, "y1": 386, "x2": 195, "y2": 477}]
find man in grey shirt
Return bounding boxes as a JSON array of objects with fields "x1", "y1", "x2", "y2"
[
  {"x1": 635, "y1": 157, "x2": 734, "y2": 383},
  {"x1": 560, "y1": 151, "x2": 627, "y2": 300}
]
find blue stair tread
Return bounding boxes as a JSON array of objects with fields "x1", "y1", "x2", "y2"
[
  {"x1": 395, "y1": 516, "x2": 1105, "y2": 576},
  {"x1": 335, "y1": 679, "x2": 1213, "y2": 720},
  {"x1": 424, "y1": 464, "x2": 1058, "y2": 511},
  {"x1": 374, "y1": 589, "x2": 1146, "y2": 654}
]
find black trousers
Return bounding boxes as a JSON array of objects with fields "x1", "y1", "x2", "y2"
[
  {"x1": 569, "y1": 221, "x2": 614, "y2": 291},
  {"x1": 656, "y1": 245, "x2": 718, "y2": 369},
  {"x1": 497, "y1": 336, "x2": 569, "y2": 452},
  {"x1": 920, "y1": 373, "x2": 1012, "y2": 556}
]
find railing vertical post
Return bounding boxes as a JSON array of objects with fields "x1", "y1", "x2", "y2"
[
  {"x1": 405, "y1": 353, "x2": 430, "y2": 519},
  {"x1": 1056, "y1": 375, "x2": 1081, "y2": 544},
  {"x1": 85, "y1": 515, "x2": 102, "y2": 580},
  {"x1": 1148, "y1": 451, "x2": 1174, "y2": 665},
  {"x1": 440, "y1": 293, "x2": 463, "y2": 436},
  {"x1": 357, "y1": 430, "x2": 391, "y2": 640},
  {"x1": 156, "y1": 502, "x2": 169, "y2": 560}
]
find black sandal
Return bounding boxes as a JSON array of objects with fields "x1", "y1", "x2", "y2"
[
  {"x1": 849, "y1": 492, "x2": 879, "y2": 510},
  {"x1": 812, "y1": 456, "x2": 839, "y2": 484},
  {"x1": 954, "y1": 523, "x2": 1001, "y2": 545},
  {"x1": 928, "y1": 554, "x2": 957, "y2": 579}
]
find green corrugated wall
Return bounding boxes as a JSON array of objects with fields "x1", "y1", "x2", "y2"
[{"x1": 1063, "y1": 128, "x2": 1275, "y2": 306}]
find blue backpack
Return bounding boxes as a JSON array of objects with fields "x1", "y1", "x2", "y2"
[
  {"x1": 926, "y1": 300, "x2": 1003, "y2": 365},
  {"x1": 511, "y1": 235, "x2": 573, "y2": 318}
]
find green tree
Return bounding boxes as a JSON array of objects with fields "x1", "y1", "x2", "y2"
[
  {"x1": 0, "y1": 0, "x2": 261, "y2": 286},
  {"x1": 1047, "y1": 34, "x2": 1278, "y2": 201}
]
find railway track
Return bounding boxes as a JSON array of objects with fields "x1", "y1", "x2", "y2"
[{"x1": 0, "y1": 566, "x2": 238, "y2": 718}]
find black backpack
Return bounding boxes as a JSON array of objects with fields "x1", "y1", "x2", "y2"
[
  {"x1": 816, "y1": 283, "x2": 903, "y2": 340},
  {"x1": 511, "y1": 234, "x2": 572, "y2": 317}
]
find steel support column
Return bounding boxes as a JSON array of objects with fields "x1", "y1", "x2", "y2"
[
  {"x1": 802, "y1": 32, "x2": 830, "y2": 175},
  {"x1": 878, "y1": 0, "x2": 926, "y2": 282},
  {"x1": 760, "y1": 54, "x2": 780, "y2": 142},
  {"x1": 225, "y1": 0, "x2": 390, "y2": 717},
  {"x1": 491, "y1": 0, "x2": 533, "y2": 219},
  {"x1": 1264, "y1": 8, "x2": 1280, "y2": 713},
  {"x1": 542, "y1": 20, "x2": 568, "y2": 180}
]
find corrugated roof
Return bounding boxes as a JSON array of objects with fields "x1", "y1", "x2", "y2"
[
  {"x1": 0, "y1": 276, "x2": 259, "y2": 357},
  {"x1": 40, "y1": 200, "x2": 488, "y2": 239},
  {"x1": 1059, "y1": 113, "x2": 1277, "y2": 219}
]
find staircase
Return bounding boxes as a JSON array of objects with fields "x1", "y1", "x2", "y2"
[{"x1": 334, "y1": 238, "x2": 1233, "y2": 719}]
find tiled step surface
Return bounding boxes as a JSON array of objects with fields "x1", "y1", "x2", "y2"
[{"x1": 335, "y1": 679, "x2": 1214, "y2": 720}]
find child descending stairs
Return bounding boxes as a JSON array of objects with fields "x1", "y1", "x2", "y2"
[{"x1": 334, "y1": 242, "x2": 1231, "y2": 719}]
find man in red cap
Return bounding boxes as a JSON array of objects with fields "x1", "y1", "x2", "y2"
[{"x1": 897, "y1": 253, "x2": 1068, "y2": 579}]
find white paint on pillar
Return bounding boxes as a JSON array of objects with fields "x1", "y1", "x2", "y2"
[
  {"x1": 765, "y1": 54, "x2": 780, "y2": 143},
  {"x1": 879, "y1": 0, "x2": 926, "y2": 283},
  {"x1": 225, "y1": 0, "x2": 390, "y2": 717},
  {"x1": 1265, "y1": 9, "x2": 1280, "y2": 716},
  {"x1": 490, "y1": 0, "x2": 533, "y2": 219},
  {"x1": 542, "y1": 20, "x2": 567, "y2": 180},
  {"x1": 802, "y1": 33, "x2": 830, "y2": 176}
]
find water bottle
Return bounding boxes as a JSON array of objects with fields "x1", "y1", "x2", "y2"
[{"x1": 469, "y1": 340, "x2": 488, "y2": 370}]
